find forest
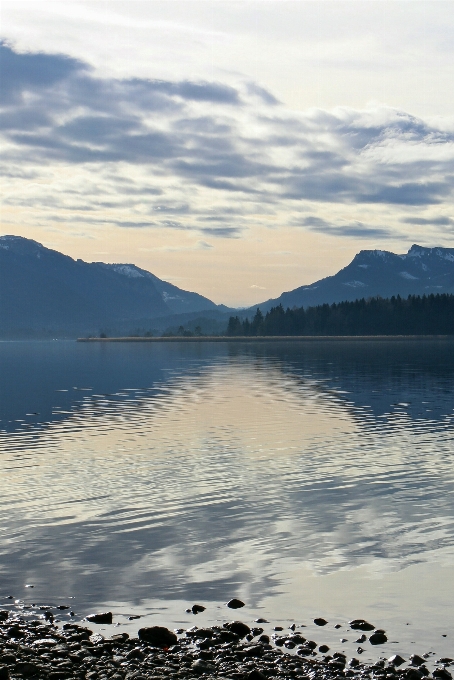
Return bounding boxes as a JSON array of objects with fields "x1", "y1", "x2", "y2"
[{"x1": 226, "y1": 294, "x2": 454, "y2": 336}]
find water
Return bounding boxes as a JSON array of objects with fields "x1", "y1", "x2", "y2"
[{"x1": 1, "y1": 339, "x2": 454, "y2": 662}]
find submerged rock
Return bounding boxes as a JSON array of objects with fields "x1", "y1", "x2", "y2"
[
  {"x1": 314, "y1": 618, "x2": 328, "y2": 626},
  {"x1": 86, "y1": 612, "x2": 113, "y2": 624},
  {"x1": 369, "y1": 630, "x2": 388, "y2": 645},
  {"x1": 350, "y1": 619, "x2": 375, "y2": 631},
  {"x1": 227, "y1": 598, "x2": 245, "y2": 609}
]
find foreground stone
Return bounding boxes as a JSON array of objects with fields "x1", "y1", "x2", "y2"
[{"x1": 0, "y1": 614, "x2": 451, "y2": 680}]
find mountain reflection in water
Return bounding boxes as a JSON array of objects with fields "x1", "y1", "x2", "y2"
[{"x1": 1, "y1": 339, "x2": 454, "y2": 659}]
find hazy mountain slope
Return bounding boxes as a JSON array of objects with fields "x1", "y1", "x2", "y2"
[
  {"x1": 251, "y1": 245, "x2": 454, "y2": 313},
  {"x1": 0, "y1": 236, "x2": 218, "y2": 336}
]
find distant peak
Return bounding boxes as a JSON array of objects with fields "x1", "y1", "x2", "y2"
[
  {"x1": 0, "y1": 234, "x2": 44, "y2": 247},
  {"x1": 0, "y1": 234, "x2": 46, "y2": 254}
]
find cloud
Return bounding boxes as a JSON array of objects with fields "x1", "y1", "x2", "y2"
[
  {"x1": 1, "y1": 41, "x2": 454, "y2": 243},
  {"x1": 296, "y1": 216, "x2": 395, "y2": 239},
  {"x1": 401, "y1": 215, "x2": 454, "y2": 226}
]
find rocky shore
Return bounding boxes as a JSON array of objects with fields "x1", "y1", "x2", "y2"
[{"x1": 0, "y1": 608, "x2": 452, "y2": 680}]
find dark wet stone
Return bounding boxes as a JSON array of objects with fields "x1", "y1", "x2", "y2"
[
  {"x1": 137, "y1": 626, "x2": 177, "y2": 648},
  {"x1": 410, "y1": 655, "x2": 425, "y2": 667},
  {"x1": 314, "y1": 618, "x2": 328, "y2": 626},
  {"x1": 191, "y1": 604, "x2": 206, "y2": 614},
  {"x1": 297, "y1": 647, "x2": 312, "y2": 656},
  {"x1": 0, "y1": 669, "x2": 9, "y2": 680},
  {"x1": 433, "y1": 670, "x2": 453, "y2": 680},
  {"x1": 244, "y1": 645, "x2": 264, "y2": 657},
  {"x1": 255, "y1": 618, "x2": 268, "y2": 623},
  {"x1": 334, "y1": 624, "x2": 342, "y2": 629},
  {"x1": 369, "y1": 631, "x2": 387, "y2": 645},
  {"x1": 388, "y1": 655, "x2": 405, "y2": 667},
  {"x1": 402, "y1": 669, "x2": 424, "y2": 680},
  {"x1": 319, "y1": 645, "x2": 330, "y2": 653},
  {"x1": 227, "y1": 598, "x2": 245, "y2": 609},
  {"x1": 111, "y1": 633, "x2": 129, "y2": 642},
  {"x1": 7, "y1": 625, "x2": 25, "y2": 638},
  {"x1": 289, "y1": 634, "x2": 306, "y2": 644},
  {"x1": 86, "y1": 613, "x2": 113, "y2": 624},
  {"x1": 355, "y1": 634, "x2": 367, "y2": 643},
  {"x1": 192, "y1": 659, "x2": 216, "y2": 674},
  {"x1": 348, "y1": 658, "x2": 360, "y2": 668},
  {"x1": 0, "y1": 611, "x2": 9, "y2": 621},
  {"x1": 350, "y1": 619, "x2": 375, "y2": 631},
  {"x1": 56, "y1": 606, "x2": 69, "y2": 610},
  {"x1": 247, "y1": 670, "x2": 267, "y2": 680},
  {"x1": 224, "y1": 621, "x2": 251, "y2": 638},
  {"x1": 128, "y1": 615, "x2": 140, "y2": 620},
  {"x1": 0, "y1": 655, "x2": 15, "y2": 664}
]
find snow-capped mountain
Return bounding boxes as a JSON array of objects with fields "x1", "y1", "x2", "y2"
[
  {"x1": 0, "y1": 236, "x2": 219, "y2": 336},
  {"x1": 252, "y1": 244, "x2": 454, "y2": 313}
]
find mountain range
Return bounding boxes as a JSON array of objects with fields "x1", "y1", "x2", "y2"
[
  {"x1": 251, "y1": 243, "x2": 454, "y2": 314},
  {"x1": 0, "y1": 235, "x2": 227, "y2": 337},
  {"x1": 2, "y1": 235, "x2": 454, "y2": 337}
]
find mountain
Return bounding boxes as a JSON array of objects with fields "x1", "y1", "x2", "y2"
[
  {"x1": 251, "y1": 244, "x2": 454, "y2": 314},
  {"x1": 0, "y1": 235, "x2": 221, "y2": 337}
]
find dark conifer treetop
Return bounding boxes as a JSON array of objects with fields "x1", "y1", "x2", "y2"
[{"x1": 227, "y1": 294, "x2": 454, "y2": 336}]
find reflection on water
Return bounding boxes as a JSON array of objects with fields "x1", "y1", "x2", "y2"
[{"x1": 1, "y1": 340, "x2": 454, "y2": 660}]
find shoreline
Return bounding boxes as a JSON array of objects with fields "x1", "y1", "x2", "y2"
[
  {"x1": 0, "y1": 600, "x2": 451, "y2": 680},
  {"x1": 77, "y1": 335, "x2": 454, "y2": 343}
]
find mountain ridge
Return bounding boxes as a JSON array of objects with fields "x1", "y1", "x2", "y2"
[
  {"x1": 0, "y1": 235, "x2": 222, "y2": 337},
  {"x1": 249, "y1": 244, "x2": 454, "y2": 314}
]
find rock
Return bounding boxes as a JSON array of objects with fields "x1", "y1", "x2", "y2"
[
  {"x1": 0, "y1": 668, "x2": 9, "y2": 680},
  {"x1": 56, "y1": 605, "x2": 69, "y2": 610},
  {"x1": 369, "y1": 630, "x2": 388, "y2": 645},
  {"x1": 334, "y1": 624, "x2": 342, "y2": 629},
  {"x1": 255, "y1": 618, "x2": 268, "y2": 623},
  {"x1": 0, "y1": 611, "x2": 9, "y2": 621},
  {"x1": 137, "y1": 626, "x2": 177, "y2": 647},
  {"x1": 350, "y1": 619, "x2": 375, "y2": 631},
  {"x1": 247, "y1": 671, "x2": 267, "y2": 680},
  {"x1": 297, "y1": 647, "x2": 312, "y2": 656},
  {"x1": 191, "y1": 604, "x2": 206, "y2": 614},
  {"x1": 388, "y1": 655, "x2": 405, "y2": 667},
  {"x1": 410, "y1": 655, "x2": 426, "y2": 667},
  {"x1": 224, "y1": 621, "x2": 251, "y2": 638},
  {"x1": 355, "y1": 634, "x2": 367, "y2": 643},
  {"x1": 314, "y1": 618, "x2": 328, "y2": 626},
  {"x1": 289, "y1": 634, "x2": 306, "y2": 644},
  {"x1": 86, "y1": 613, "x2": 113, "y2": 624},
  {"x1": 16, "y1": 662, "x2": 40, "y2": 676},
  {"x1": 433, "y1": 670, "x2": 452, "y2": 680},
  {"x1": 348, "y1": 658, "x2": 360, "y2": 668},
  {"x1": 244, "y1": 645, "x2": 264, "y2": 657},
  {"x1": 227, "y1": 598, "x2": 245, "y2": 609},
  {"x1": 191, "y1": 659, "x2": 215, "y2": 674},
  {"x1": 319, "y1": 645, "x2": 330, "y2": 653}
]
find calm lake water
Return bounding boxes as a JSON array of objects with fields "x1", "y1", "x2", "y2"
[{"x1": 1, "y1": 339, "x2": 454, "y2": 661}]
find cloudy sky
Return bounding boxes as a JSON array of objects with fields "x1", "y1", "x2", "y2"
[{"x1": 1, "y1": 1, "x2": 454, "y2": 306}]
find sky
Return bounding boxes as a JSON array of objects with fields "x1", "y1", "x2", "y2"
[{"x1": 1, "y1": 1, "x2": 454, "y2": 307}]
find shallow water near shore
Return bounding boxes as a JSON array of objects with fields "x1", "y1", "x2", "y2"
[{"x1": 1, "y1": 339, "x2": 454, "y2": 662}]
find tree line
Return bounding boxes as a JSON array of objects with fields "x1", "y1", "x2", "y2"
[{"x1": 226, "y1": 294, "x2": 454, "y2": 336}]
